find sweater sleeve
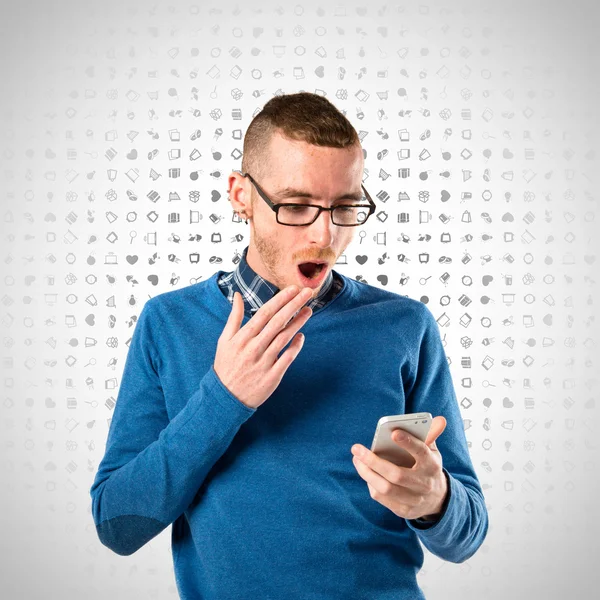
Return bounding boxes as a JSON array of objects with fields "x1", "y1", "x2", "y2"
[
  {"x1": 89, "y1": 299, "x2": 255, "y2": 556},
  {"x1": 404, "y1": 304, "x2": 489, "y2": 563}
]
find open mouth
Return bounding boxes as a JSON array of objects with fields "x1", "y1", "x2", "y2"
[{"x1": 298, "y1": 261, "x2": 326, "y2": 280}]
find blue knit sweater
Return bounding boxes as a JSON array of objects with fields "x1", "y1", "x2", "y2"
[{"x1": 90, "y1": 266, "x2": 488, "y2": 599}]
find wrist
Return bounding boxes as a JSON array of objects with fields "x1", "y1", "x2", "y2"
[{"x1": 422, "y1": 470, "x2": 449, "y2": 520}]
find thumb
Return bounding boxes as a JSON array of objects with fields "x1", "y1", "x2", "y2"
[{"x1": 426, "y1": 416, "x2": 447, "y2": 451}]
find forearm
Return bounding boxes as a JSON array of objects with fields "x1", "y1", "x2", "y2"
[{"x1": 90, "y1": 366, "x2": 255, "y2": 556}]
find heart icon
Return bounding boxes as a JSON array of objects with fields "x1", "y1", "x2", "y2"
[
  {"x1": 440, "y1": 190, "x2": 451, "y2": 202},
  {"x1": 584, "y1": 255, "x2": 596, "y2": 265},
  {"x1": 503, "y1": 397, "x2": 514, "y2": 408},
  {"x1": 85, "y1": 314, "x2": 95, "y2": 326},
  {"x1": 315, "y1": 66, "x2": 325, "y2": 78},
  {"x1": 211, "y1": 190, "x2": 220, "y2": 202},
  {"x1": 45, "y1": 148, "x2": 56, "y2": 159},
  {"x1": 148, "y1": 274, "x2": 159, "y2": 286},
  {"x1": 356, "y1": 255, "x2": 368, "y2": 265},
  {"x1": 127, "y1": 149, "x2": 138, "y2": 159},
  {"x1": 503, "y1": 148, "x2": 514, "y2": 159},
  {"x1": 543, "y1": 314, "x2": 552, "y2": 326},
  {"x1": 126, "y1": 255, "x2": 138, "y2": 265},
  {"x1": 376, "y1": 274, "x2": 388, "y2": 285},
  {"x1": 45, "y1": 397, "x2": 56, "y2": 408}
]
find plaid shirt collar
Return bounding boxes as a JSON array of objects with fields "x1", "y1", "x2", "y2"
[{"x1": 218, "y1": 245, "x2": 340, "y2": 318}]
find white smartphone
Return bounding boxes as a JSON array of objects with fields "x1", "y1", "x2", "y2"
[{"x1": 370, "y1": 413, "x2": 433, "y2": 468}]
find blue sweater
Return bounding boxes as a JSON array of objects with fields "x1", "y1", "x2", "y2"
[{"x1": 90, "y1": 263, "x2": 489, "y2": 599}]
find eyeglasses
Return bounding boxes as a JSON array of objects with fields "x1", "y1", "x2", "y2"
[{"x1": 240, "y1": 171, "x2": 376, "y2": 227}]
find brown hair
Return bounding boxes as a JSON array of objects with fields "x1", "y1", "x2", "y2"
[{"x1": 241, "y1": 92, "x2": 361, "y2": 186}]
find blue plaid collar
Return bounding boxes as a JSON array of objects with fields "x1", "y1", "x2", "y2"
[{"x1": 217, "y1": 246, "x2": 342, "y2": 318}]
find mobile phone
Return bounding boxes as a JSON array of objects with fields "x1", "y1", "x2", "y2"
[{"x1": 370, "y1": 413, "x2": 432, "y2": 468}]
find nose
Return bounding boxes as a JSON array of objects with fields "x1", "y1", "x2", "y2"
[{"x1": 308, "y1": 207, "x2": 336, "y2": 245}]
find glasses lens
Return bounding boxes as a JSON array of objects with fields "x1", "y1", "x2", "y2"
[
  {"x1": 278, "y1": 204, "x2": 370, "y2": 226},
  {"x1": 332, "y1": 206, "x2": 370, "y2": 226},
  {"x1": 278, "y1": 205, "x2": 320, "y2": 225}
]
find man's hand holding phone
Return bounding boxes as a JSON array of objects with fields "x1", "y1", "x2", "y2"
[
  {"x1": 214, "y1": 286, "x2": 313, "y2": 410},
  {"x1": 351, "y1": 416, "x2": 449, "y2": 521}
]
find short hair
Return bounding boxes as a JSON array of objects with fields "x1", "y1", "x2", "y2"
[{"x1": 241, "y1": 92, "x2": 361, "y2": 186}]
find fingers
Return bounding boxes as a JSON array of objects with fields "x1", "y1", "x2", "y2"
[
  {"x1": 352, "y1": 448, "x2": 424, "y2": 493},
  {"x1": 241, "y1": 286, "x2": 312, "y2": 350},
  {"x1": 222, "y1": 286, "x2": 313, "y2": 363},
  {"x1": 223, "y1": 291, "x2": 243, "y2": 342},
  {"x1": 270, "y1": 329, "x2": 306, "y2": 380},
  {"x1": 265, "y1": 305, "x2": 312, "y2": 363},
  {"x1": 392, "y1": 429, "x2": 429, "y2": 462},
  {"x1": 425, "y1": 416, "x2": 447, "y2": 447},
  {"x1": 267, "y1": 291, "x2": 313, "y2": 352}
]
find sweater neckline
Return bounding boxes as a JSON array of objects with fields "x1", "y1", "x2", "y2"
[{"x1": 208, "y1": 268, "x2": 353, "y2": 322}]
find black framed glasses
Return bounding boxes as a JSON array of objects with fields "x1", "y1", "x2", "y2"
[{"x1": 240, "y1": 171, "x2": 376, "y2": 227}]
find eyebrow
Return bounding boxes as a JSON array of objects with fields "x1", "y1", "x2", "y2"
[{"x1": 271, "y1": 187, "x2": 364, "y2": 203}]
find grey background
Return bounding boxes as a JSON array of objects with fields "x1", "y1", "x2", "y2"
[{"x1": 0, "y1": 0, "x2": 599, "y2": 598}]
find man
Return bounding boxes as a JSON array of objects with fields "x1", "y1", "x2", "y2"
[{"x1": 90, "y1": 92, "x2": 488, "y2": 599}]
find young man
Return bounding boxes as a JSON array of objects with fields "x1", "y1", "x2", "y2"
[{"x1": 90, "y1": 92, "x2": 488, "y2": 599}]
